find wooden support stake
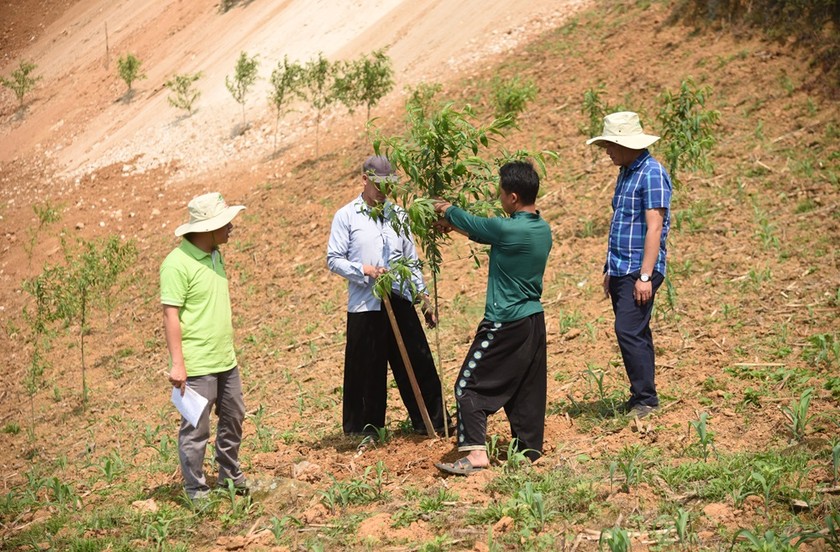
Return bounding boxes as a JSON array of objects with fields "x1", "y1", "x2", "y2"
[{"x1": 381, "y1": 293, "x2": 436, "y2": 437}]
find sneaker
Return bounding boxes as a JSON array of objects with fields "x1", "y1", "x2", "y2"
[{"x1": 625, "y1": 404, "x2": 658, "y2": 419}]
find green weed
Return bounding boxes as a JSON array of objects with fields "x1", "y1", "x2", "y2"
[
  {"x1": 781, "y1": 388, "x2": 814, "y2": 442},
  {"x1": 802, "y1": 333, "x2": 839, "y2": 368},
  {"x1": 735, "y1": 528, "x2": 799, "y2": 551},
  {"x1": 599, "y1": 526, "x2": 631, "y2": 552},
  {"x1": 688, "y1": 412, "x2": 716, "y2": 461}
]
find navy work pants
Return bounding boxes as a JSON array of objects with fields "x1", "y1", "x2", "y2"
[{"x1": 608, "y1": 272, "x2": 664, "y2": 408}]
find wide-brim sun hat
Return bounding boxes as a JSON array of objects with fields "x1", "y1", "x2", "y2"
[
  {"x1": 586, "y1": 111, "x2": 660, "y2": 150},
  {"x1": 174, "y1": 192, "x2": 245, "y2": 237}
]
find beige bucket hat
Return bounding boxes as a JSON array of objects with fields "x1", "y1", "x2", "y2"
[
  {"x1": 174, "y1": 192, "x2": 245, "y2": 237},
  {"x1": 586, "y1": 111, "x2": 660, "y2": 149}
]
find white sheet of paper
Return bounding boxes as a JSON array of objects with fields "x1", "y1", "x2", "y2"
[{"x1": 171, "y1": 386, "x2": 208, "y2": 428}]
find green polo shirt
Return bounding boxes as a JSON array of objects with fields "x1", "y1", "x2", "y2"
[
  {"x1": 446, "y1": 206, "x2": 552, "y2": 323},
  {"x1": 160, "y1": 239, "x2": 237, "y2": 376}
]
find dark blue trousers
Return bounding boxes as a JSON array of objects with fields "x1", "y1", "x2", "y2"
[{"x1": 608, "y1": 272, "x2": 664, "y2": 408}]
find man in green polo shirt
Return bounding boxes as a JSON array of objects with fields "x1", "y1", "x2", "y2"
[
  {"x1": 432, "y1": 160, "x2": 552, "y2": 476},
  {"x1": 160, "y1": 192, "x2": 247, "y2": 501}
]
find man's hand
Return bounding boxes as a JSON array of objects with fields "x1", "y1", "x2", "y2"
[
  {"x1": 169, "y1": 363, "x2": 187, "y2": 396},
  {"x1": 363, "y1": 265, "x2": 387, "y2": 279},
  {"x1": 421, "y1": 294, "x2": 437, "y2": 328},
  {"x1": 602, "y1": 273, "x2": 610, "y2": 299},
  {"x1": 432, "y1": 219, "x2": 455, "y2": 234},
  {"x1": 433, "y1": 200, "x2": 452, "y2": 214},
  {"x1": 633, "y1": 278, "x2": 653, "y2": 305}
]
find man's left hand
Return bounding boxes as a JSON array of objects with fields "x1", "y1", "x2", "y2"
[{"x1": 634, "y1": 279, "x2": 653, "y2": 305}]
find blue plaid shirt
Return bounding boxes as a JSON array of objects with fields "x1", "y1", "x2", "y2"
[{"x1": 606, "y1": 150, "x2": 672, "y2": 276}]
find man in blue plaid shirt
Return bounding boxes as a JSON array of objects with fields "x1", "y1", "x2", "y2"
[{"x1": 587, "y1": 112, "x2": 672, "y2": 419}]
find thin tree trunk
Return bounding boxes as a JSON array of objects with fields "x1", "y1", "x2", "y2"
[
  {"x1": 81, "y1": 291, "x2": 87, "y2": 410},
  {"x1": 432, "y1": 271, "x2": 449, "y2": 438}
]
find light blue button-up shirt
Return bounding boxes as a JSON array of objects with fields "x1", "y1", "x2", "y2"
[{"x1": 327, "y1": 195, "x2": 427, "y2": 312}]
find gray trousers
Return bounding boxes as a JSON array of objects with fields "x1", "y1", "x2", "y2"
[{"x1": 179, "y1": 366, "x2": 246, "y2": 497}]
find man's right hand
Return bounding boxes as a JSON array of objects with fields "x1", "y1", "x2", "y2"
[
  {"x1": 602, "y1": 273, "x2": 610, "y2": 299},
  {"x1": 169, "y1": 364, "x2": 187, "y2": 396},
  {"x1": 433, "y1": 200, "x2": 452, "y2": 214}
]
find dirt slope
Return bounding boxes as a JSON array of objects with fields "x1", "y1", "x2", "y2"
[{"x1": 0, "y1": 0, "x2": 582, "y2": 179}]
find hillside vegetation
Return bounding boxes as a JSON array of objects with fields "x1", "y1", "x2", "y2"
[{"x1": 1, "y1": 0, "x2": 838, "y2": 550}]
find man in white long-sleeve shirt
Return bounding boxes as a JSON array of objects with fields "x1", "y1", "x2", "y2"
[{"x1": 327, "y1": 155, "x2": 450, "y2": 436}]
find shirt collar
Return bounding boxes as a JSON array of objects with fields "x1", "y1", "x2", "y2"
[
  {"x1": 623, "y1": 149, "x2": 651, "y2": 173},
  {"x1": 180, "y1": 238, "x2": 212, "y2": 260},
  {"x1": 511, "y1": 210, "x2": 540, "y2": 219},
  {"x1": 355, "y1": 194, "x2": 393, "y2": 218}
]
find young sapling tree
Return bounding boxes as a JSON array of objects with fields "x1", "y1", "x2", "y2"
[
  {"x1": 656, "y1": 78, "x2": 720, "y2": 188},
  {"x1": 53, "y1": 236, "x2": 137, "y2": 410},
  {"x1": 335, "y1": 49, "x2": 394, "y2": 121},
  {"x1": 21, "y1": 267, "x2": 62, "y2": 441},
  {"x1": 164, "y1": 72, "x2": 202, "y2": 115},
  {"x1": 117, "y1": 53, "x2": 146, "y2": 99},
  {"x1": 226, "y1": 51, "x2": 259, "y2": 128},
  {"x1": 1, "y1": 60, "x2": 41, "y2": 109},
  {"x1": 301, "y1": 52, "x2": 336, "y2": 158},
  {"x1": 369, "y1": 99, "x2": 556, "y2": 436},
  {"x1": 491, "y1": 75, "x2": 537, "y2": 123},
  {"x1": 268, "y1": 56, "x2": 304, "y2": 154}
]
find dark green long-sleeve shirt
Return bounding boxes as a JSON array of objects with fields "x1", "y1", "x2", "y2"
[{"x1": 445, "y1": 206, "x2": 552, "y2": 323}]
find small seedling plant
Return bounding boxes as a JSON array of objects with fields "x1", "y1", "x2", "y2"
[
  {"x1": 599, "y1": 527, "x2": 631, "y2": 552},
  {"x1": 688, "y1": 411, "x2": 716, "y2": 461},
  {"x1": 781, "y1": 387, "x2": 814, "y2": 442},
  {"x1": 165, "y1": 72, "x2": 202, "y2": 115},
  {"x1": 1, "y1": 59, "x2": 41, "y2": 108},
  {"x1": 24, "y1": 202, "x2": 60, "y2": 267},
  {"x1": 226, "y1": 51, "x2": 259, "y2": 128},
  {"x1": 21, "y1": 267, "x2": 63, "y2": 441}
]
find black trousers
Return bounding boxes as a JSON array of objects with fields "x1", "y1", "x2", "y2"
[
  {"x1": 343, "y1": 295, "x2": 448, "y2": 435},
  {"x1": 455, "y1": 313, "x2": 547, "y2": 461},
  {"x1": 608, "y1": 271, "x2": 664, "y2": 408}
]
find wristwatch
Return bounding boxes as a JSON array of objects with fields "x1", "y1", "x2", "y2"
[{"x1": 640, "y1": 273, "x2": 651, "y2": 282}]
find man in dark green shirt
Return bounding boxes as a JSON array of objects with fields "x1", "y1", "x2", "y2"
[{"x1": 433, "y1": 160, "x2": 552, "y2": 475}]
